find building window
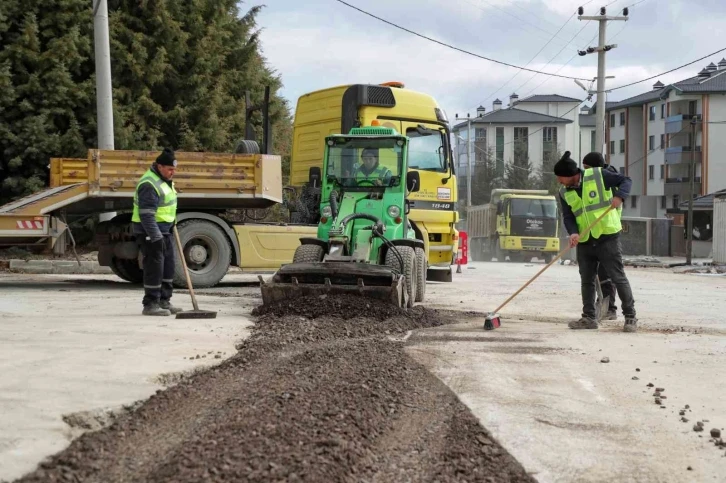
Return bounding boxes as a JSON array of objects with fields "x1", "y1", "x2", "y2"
[
  {"x1": 660, "y1": 165, "x2": 665, "y2": 179},
  {"x1": 661, "y1": 196, "x2": 667, "y2": 209},
  {"x1": 495, "y1": 127, "x2": 504, "y2": 176},
  {"x1": 631, "y1": 195, "x2": 638, "y2": 208},
  {"x1": 619, "y1": 139, "x2": 625, "y2": 153},
  {"x1": 661, "y1": 104, "x2": 666, "y2": 119},
  {"x1": 619, "y1": 112, "x2": 625, "y2": 126},
  {"x1": 649, "y1": 135, "x2": 655, "y2": 151},
  {"x1": 648, "y1": 165, "x2": 654, "y2": 180},
  {"x1": 649, "y1": 106, "x2": 656, "y2": 121},
  {"x1": 619, "y1": 167, "x2": 626, "y2": 174},
  {"x1": 672, "y1": 195, "x2": 680, "y2": 209},
  {"x1": 474, "y1": 128, "x2": 487, "y2": 163},
  {"x1": 542, "y1": 127, "x2": 557, "y2": 162},
  {"x1": 609, "y1": 140, "x2": 615, "y2": 154},
  {"x1": 591, "y1": 131, "x2": 596, "y2": 152},
  {"x1": 513, "y1": 127, "x2": 528, "y2": 159},
  {"x1": 660, "y1": 134, "x2": 665, "y2": 149},
  {"x1": 689, "y1": 101, "x2": 697, "y2": 115},
  {"x1": 610, "y1": 114, "x2": 615, "y2": 127}
]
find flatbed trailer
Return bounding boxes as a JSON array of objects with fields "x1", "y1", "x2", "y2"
[{"x1": 0, "y1": 149, "x2": 316, "y2": 287}]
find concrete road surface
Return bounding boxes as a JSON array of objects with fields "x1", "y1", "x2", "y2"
[
  {"x1": 0, "y1": 274, "x2": 257, "y2": 481},
  {"x1": 410, "y1": 261, "x2": 726, "y2": 483}
]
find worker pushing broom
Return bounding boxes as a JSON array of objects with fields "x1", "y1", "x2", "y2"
[{"x1": 484, "y1": 151, "x2": 638, "y2": 333}]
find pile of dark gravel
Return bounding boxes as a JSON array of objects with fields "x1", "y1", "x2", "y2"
[{"x1": 16, "y1": 296, "x2": 534, "y2": 483}]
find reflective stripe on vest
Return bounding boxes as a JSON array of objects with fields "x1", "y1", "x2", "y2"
[
  {"x1": 561, "y1": 167, "x2": 621, "y2": 243},
  {"x1": 131, "y1": 168, "x2": 177, "y2": 224}
]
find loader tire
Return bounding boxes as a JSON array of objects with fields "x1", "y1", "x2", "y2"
[
  {"x1": 292, "y1": 244, "x2": 324, "y2": 263},
  {"x1": 415, "y1": 247, "x2": 426, "y2": 303},
  {"x1": 385, "y1": 245, "x2": 416, "y2": 308},
  {"x1": 173, "y1": 220, "x2": 232, "y2": 288}
]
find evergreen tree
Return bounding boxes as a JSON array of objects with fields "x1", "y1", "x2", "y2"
[
  {"x1": 504, "y1": 141, "x2": 533, "y2": 190},
  {"x1": 0, "y1": 0, "x2": 293, "y2": 203},
  {"x1": 471, "y1": 146, "x2": 503, "y2": 206},
  {"x1": 537, "y1": 149, "x2": 562, "y2": 195}
]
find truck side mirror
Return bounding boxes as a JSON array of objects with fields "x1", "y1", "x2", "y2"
[
  {"x1": 496, "y1": 201, "x2": 503, "y2": 214},
  {"x1": 406, "y1": 171, "x2": 421, "y2": 192},
  {"x1": 309, "y1": 167, "x2": 321, "y2": 187}
]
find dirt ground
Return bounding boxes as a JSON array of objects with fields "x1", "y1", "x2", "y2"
[{"x1": 14, "y1": 295, "x2": 534, "y2": 483}]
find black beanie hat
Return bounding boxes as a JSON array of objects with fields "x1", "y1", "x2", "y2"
[
  {"x1": 582, "y1": 151, "x2": 605, "y2": 168},
  {"x1": 553, "y1": 151, "x2": 579, "y2": 177},
  {"x1": 156, "y1": 148, "x2": 177, "y2": 167}
]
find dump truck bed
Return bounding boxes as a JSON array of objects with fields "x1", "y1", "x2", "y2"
[{"x1": 0, "y1": 149, "x2": 283, "y2": 244}]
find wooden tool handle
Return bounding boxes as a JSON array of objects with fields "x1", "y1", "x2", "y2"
[
  {"x1": 173, "y1": 226, "x2": 200, "y2": 311},
  {"x1": 491, "y1": 206, "x2": 615, "y2": 315}
]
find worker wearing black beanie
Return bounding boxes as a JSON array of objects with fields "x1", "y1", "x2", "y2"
[{"x1": 555, "y1": 149, "x2": 638, "y2": 333}]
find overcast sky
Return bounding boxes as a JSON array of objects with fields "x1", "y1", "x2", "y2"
[{"x1": 258, "y1": 0, "x2": 726, "y2": 118}]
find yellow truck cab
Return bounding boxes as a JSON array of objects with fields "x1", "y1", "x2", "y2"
[{"x1": 290, "y1": 82, "x2": 459, "y2": 281}]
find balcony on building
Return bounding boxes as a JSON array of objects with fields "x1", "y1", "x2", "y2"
[
  {"x1": 664, "y1": 145, "x2": 701, "y2": 165},
  {"x1": 664, "y1": 176, "x2": 702, "y2": 198},
  {"x1": 665, "y1": 112, "x2": 700, "y2": 135}
]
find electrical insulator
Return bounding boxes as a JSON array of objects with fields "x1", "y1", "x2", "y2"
[
  {"x1": 600, "y1": 6, "x2": 606, "y2": 15},
  {"x1": 578, "y1": 6, "x2": 584, "y2": 15},
  {"x1": 623, "y1": 7, "x2": 629, "y2": 16},
  {"x1": 578, "y1": 50, "x2": 587, "y2": 57}
]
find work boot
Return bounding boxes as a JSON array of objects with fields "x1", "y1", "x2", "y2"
[
  {"x1": 606, "y1": 310, "x2": 618, "y2": 321},
  {"x1": 159, "y1": 300, "x2": 183, "y2": 314},
  {"x1": 142, "y1": 303, "x2": 171, "y2": 316},
  {"x1": 623, "y1": 318, "x2": 638, "y2": 333},
  {"x1": 568, "y1": 317, "x2": 598, "y2": 330}
]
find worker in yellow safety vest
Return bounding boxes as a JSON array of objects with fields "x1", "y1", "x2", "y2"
[
  {"x1": 555, "y1": 151, "x2": 638, "y2": 333},
  {"x1": 354, "y1": 148, "x2": 392, "y2": 186},
  {"x1": 582, "y1": 151, "x2": 622, "y2": 321},
  {"x1": 131, "y1": 148, "x2": 182, "y2": 316}
]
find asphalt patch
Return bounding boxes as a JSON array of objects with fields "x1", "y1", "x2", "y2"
[{"x1": 16, "y1": 295, "x2": 534, "y2": 483}]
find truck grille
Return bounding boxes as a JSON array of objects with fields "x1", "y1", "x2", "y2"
[{"x1": 522, "y1": 238, "x2": 547, "y2": 249}]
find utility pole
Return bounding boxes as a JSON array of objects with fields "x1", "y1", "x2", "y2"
[
  {"x1": 93, "y1": 0, "x2": 114, "y2": 150},
  {"x1": 577, "y1": 6, "x2": 629, "y2": 153},
  {"x1": 455, "y1": 113, "x2": 481, "y2": 209},
  {"x1": 93, "y1": 0, "x2": 116, "y2": 223},
  {"x1": 686, "y1": 118, "x2": 698, "y2": 265}
]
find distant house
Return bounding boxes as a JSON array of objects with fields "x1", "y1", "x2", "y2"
[
  {"x1": 606, "y1": 59, "x2": 726, "y2": 220},
  {"x1": 452, "y1": 93, "x2": 578, "y2": 196}
]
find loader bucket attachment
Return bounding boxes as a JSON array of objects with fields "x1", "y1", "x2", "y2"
[{"x1": 259, "y1": 262, "x2": 407, "y2": 307}]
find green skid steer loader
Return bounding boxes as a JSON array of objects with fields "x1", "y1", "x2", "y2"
[{"x1": 259, "y1": 125, "x2": 426, "y2": 308}]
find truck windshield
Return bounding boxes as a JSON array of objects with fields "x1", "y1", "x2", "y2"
[
  {"x1": 326, "y1": 137, "x2": 403, "y2": 188},
  {"x1": 407, "y1": 128, "x2": 446, "y2": 172},
  {"x1": 510, "y1": 199, "x2": 557, "y2": 218}
]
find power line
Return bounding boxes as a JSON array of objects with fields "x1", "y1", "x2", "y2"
[
  {"x1": 333, "y1": 0, "x2": 591, "y2": 81},
  {"x1": 470, "y1": 10, "x2": 577, "y2": 112},
  {"x1": 459, "y1": 0, "x2": 576, "y2": 46},
  {"x1": 602, "y1": 46, "x2": 726, "y2": 93}
]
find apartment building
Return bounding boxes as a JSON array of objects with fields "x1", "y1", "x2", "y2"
[
  {"x1": 606, "y1": 60, "x2": 726, "y2": 218},
  {"x1": 453, "y1": 94, "x2": 578, "y2": 195}
]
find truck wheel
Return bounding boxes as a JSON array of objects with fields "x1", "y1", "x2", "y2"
[
  {"x1": 292, "y1": 244, "x2": 324, "y2": 263},
  {"x1": 120, "y1": 259, "x2": 144, "y2": 283},
  {"x1": 234, "y1": 139, "x2": 261, "y2": 154},
  {"x1": 493, "y1": 240, "x2": 503, "y2": 262},
  {"x1": 385, "y1": 246, "x2": 416, "y2": 308},
  {"x1": 173, "y1": 220, "x2": 232, "y2": 289},
  {"x1": 415, "y1": 247, "x2": 426, "y2": 302},
  {"x1": 546, "y1": 253, "x2": 556, "y2": 264},
  {"x1": 110, "y1": 257, "x2": 143, "y2": 283},
  {"x1": 109, "y1": 257, "x2": 130, "y2": 282}
]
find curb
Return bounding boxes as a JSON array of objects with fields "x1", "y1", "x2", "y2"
[{"x1": 4, "y1": 259, "x2": 113, "y2": 275}]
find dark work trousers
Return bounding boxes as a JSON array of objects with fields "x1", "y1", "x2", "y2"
[
  {"x1": 138, "y1": 234, "x2": 175, "y2": 307},
  {"x1": 597, "y1": 263, "x2": 618, "y2": 313},
  {"x1": 577, "y1": 235, "x2": 636, "y2": 320}
]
